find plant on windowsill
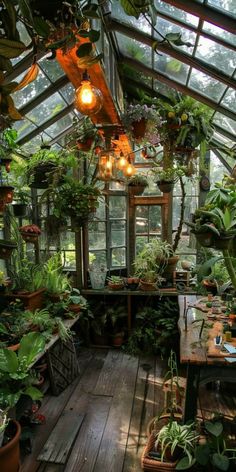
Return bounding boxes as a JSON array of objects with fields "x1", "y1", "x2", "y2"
[{"x1": 107, "y1": 275, "x2": 124, "y2": 291}]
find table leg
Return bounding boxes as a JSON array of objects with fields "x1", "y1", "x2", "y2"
[
  {"x1": 183, "y1": 364, "x2": 200, "y2": 423},
  {"x1": 127, "y1": 295, "x2": 132, "y2": 332}
]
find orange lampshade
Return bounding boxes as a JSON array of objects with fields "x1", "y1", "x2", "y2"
[{"x1": 75, "y1": 71, "x2": 103, "y2": 116}]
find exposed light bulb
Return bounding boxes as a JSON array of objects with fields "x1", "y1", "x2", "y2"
[{"x1": 75, "y1": 70, "x2": 103, "y2": 116}]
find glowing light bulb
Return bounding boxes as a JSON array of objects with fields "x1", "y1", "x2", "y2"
[
  {"x1": 75, "y1": 71, "x2": 103, "y2": 116},
  {"x1": 117, "y1": 155, "x2": 128, "y2": 170},
  {"x1": 124, "y1": 163, "x2": 136, "y2": 177}
]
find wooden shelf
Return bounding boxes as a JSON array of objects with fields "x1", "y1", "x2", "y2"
[{"x1": 82, "y1": 288, "x2": 196, "y2": 296}]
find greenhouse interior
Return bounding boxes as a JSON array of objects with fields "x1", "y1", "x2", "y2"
[{"x1": 0, "y1": 1, "x2": 236, "y2": 471}]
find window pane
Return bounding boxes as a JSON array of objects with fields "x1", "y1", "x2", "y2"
[
  {"x1": 154, "y1": 0, "x2": 199, "y2": 26},
  {"x1": 96, "y1": 196, "x2": 106, "y2": 220},
  {"x1": 13, "y1": 69, "x2": 50, "y2": 108},
  {"x1": 109, "y1": 196, "x2": 126, "y2": 218},
  {"x1": 203, "y1": 21, "x2": 236, "y2": 46},
  {"x1": 136, "y1": 236, "x2": 149, "y2": 254},
  {"x1": 196, "y1": 37, "x2": 236, "y2": 75},
  {"x1": 115, "y1": 33, "x2": 152, "y2": 67},
  {"x1": 207, "y1": 0, "x2": 236, "y2": 17},
  {"x1": 213, "y1": 112, "x2": 236, "y2": 135},
  {"x1": 221, "y1": 88, "x2": 236, "y2": 113},
  {"x1": 111, "y1": 221, "x2": 126, "y2": 247},
  {"x1": 39, "y1": 57, "x2": 65, "y2": 81},
  {"x1": 45, "y1": 113, "x2": 74, "y2": 137},
  {"x1": 111, "y1": 247, "x2": 126, "y2": 267},
  {"x1": 88, "y1": 222, "x2": 106, "y2": 250},
  {"x1": 155, "y1": 53, "x2": 190, "y2": 84},
  {"x1": 189, "y1": 68, "x2": 226, "y2": 102},
  {"x1": 154, "y1": 17, "x2": 196, "y2": 53},
  {"x1": 60, "y1": 83, "x2": 76, "y2": 104},
  {"x1": 89, "y1": 251, "x2": 107, "y2": 266},
  {"x1": 14, "y1": 119, "x2": 37, "y2": 140},
  {"x1": 149, "y1": 206, "x2": 162, "y2": 234}
]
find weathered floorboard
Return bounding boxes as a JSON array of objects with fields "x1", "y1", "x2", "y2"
[
  {"x1": 94, "y1": 349, "x2": 124, "y2": 396},
  {"x1": 94, "y1": 353, "x2": 139, "y2": 472},
  {"x1": 37, "y1": 412, "x2": 84, "y2": 464}
]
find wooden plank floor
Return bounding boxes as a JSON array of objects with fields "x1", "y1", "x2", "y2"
[{"x1": 21, "y1": 348, "x2": 236, "y2": 472}]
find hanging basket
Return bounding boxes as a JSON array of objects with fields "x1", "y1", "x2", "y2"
[
  {"x1": 132, "y1": 118, "x2": 147, "y2": 139},
  {"x1": 212, "y1": 234, "x2": 235, "y2": 250},
  {"x1": 191, "y1": 231, "x2": 214, "y2": 248},
  {"x1": 0, "y1": 185, "x2": 14, "y2": 204},
  {"x1": 156, "y1": 181, "x2": 175, "y2": 193},
  {"x1": 77, "y1": 138, "x2": 93, "y2": 152},
  {"x1": 128, "y1": 185, "x2": 146, "y2": 196},
  {"x1": 30, "y1": 163, "x2": 58, "y2": 189},
  {"x1": 19, "y1": 224, "x2": 41, "y2": 244},
  {"x1": 12, "y1": 203, "x2": 28, "y2": 218},
  {"x1": 0, "y1": 239, "x2": 17, "y2": 259}
]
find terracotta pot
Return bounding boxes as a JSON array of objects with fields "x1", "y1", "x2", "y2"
[
  {"x1": 202, "y1": 280, "x2": 217, "y2": 296},
  {"x1": 111, "y1": 332, "x2": 124, "y2": 347},
  {"x1": 92, "y1": 333, "x2": 109, "y2": 346},
  {"x1": 6, "y1": 288, "x2": 45, "y2": 311},
  {"x1": 161, "y1": 256, "x2": 179, "y2": 282},
  {"x1": 126, "y1": 278, "x2": 140, "y2": 291},
  {"x1": 0, "y1": 420, "x2": 21, "y2": 472},
  {"x1": 132, "y1": 118, "x2": 147, "y2": 139},
  {"x1": 47, "y1": 292, "x2": 69, "y2": 303},
  {"x1": 157, "y1": 181, "x2": 174, "y2": 193},
  {"x1": 0, "y1": 186, "x2": 14, "y2": 204},
  {"x1": 107, "y1": 282, "x2": 124, "y2": 291},
  {"x1": 140, "y1": 280, "x2": 157, "y2": 291},
  {"x1": 77, "y1": 138, "x2": 93, "y2": 152},
  {"x1": 20, "y1": 231, "x2": 39, "y2": 244},
  {"x1": 68, "y1": 303, "x2": 81, "y2": 314}
]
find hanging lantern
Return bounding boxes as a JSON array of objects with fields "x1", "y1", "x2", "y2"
[
  {"x1": 75, "y1": 70, "x2": 103, "y2": 116},
  {"x1": 116, "y1": 152, "x2": 128, "y2": 171},
  {"x1": 123, "y1": 161, "x2": 136, "y2": 177},
  {"x1": 98, "y1": 149, "x2": 116, "y2": 181}
]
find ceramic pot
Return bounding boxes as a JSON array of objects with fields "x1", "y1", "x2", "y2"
[
  {"x1": 110, "y1": 332, "x2": 124, "y2": 347},
  {"x1": 7, "y1": 288, "x2": 45, "y2": 311},
  {"x1": 0, "y1": 420, "x2": 21, "y2": 472},
  {"x1": 108, "y1": 282, "x2": 124, "y2": 291}
]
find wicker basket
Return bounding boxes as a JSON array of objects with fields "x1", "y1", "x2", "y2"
[{"x1": 141, "y1": 432, "x2": 179, "y2": 471}]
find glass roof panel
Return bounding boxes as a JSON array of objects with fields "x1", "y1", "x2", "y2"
[
  {"x1": 213, "y1": 131, "x2": 236, "y2": 149},
  {"x1": 213, "y1": 112, "x2": 236, "y2": 135},
  {"x1": 206, "y1": 0, "x2": 236, "y2": 18},
  {"x1": 14, "y1": 119, "x2": 37, "y2": 140},
  {"x1": 111, "y1": 2, "x2": 151, "y2": 34},
  {"x1": 11, "y1": 22, "x2": 32, "y2": 65},
  {"x1": 115, "y1": 33, "x2": 152, "y2": 67},
  {"x1": 153, "y1": 17, "x2": 197, "y2": 54},
  {"x1": 39, "y1": 57, "x2": 65, "y2": 81},
  {"x1": 26, "y1": 92, "x2": 67, "y2": 126},
  {"x1": 20, "y1": 133, "x2": 51, "y2": 155},
  {"x1": 220, "y1": 88, "x2": 236, "y2": 113},
  {"x1": 44, "y1": 112, "x2": 75, "y2": 138},
  {"x1": 154, "y1": 0, "x2": 199, "y2": 26},
  {"x1": 195, "y1": 36, "x2": 236, "y2": 75},
  {"x1": 12, "y1": 69, "x2": 50, "y2": 109},
  {"x1": 59, "y1": 83, "x2": 76, "y2": 104},
  {"x1": 154, "y1": 53, "x2": 190, "y2": 85},
  {"x1": 202, "y1": 21, "x2": 236, "y2": 46},
  {"x1": 189, "y1": 68, "x2": 227, "y2": 102},
  {"x1": 154, "y1": 80, "x2": 175, "y2": 97}
]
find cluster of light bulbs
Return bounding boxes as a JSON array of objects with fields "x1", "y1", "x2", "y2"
[{"x1": 98, "y1": 150, "x2": 136, "y2": 181}]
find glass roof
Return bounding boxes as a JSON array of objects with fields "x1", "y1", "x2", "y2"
[
  {"x1": 110, "y1": 0, "x2": 236, "y2": 160},
  {"x1": 4, "y1": 1, "x2": 235, "y2": 165}
]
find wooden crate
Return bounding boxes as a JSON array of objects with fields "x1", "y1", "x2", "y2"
[{"x1": 47, "y1": 338, "x2": 80, "y2": 396}]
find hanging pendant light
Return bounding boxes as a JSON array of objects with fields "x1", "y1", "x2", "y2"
[
  {"x1": 116, "y1": 152, "x2": 128, "y2": 171},
  {"x1": 75, "y1": 70, "x2": 103, "y2": 116},
  {"x1": 123, "y1": 161, "x2": 136, "y2": 177},
  {"x1": 98, "y1": 149, "x2": 116, "y2": 181}
]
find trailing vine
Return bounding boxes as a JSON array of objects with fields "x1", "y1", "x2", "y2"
[{"x1": 173, "y1": 175, "x2": 186, "y2": 253}]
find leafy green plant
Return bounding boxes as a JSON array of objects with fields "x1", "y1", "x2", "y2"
[
  {"x1": 134, "y1": 239, "x2": 174, "y2": 281},
  {"x1": 9, "y1": 257, "x2": 44, "y2": 293},
  {"x1": 151, "y1": 165, "x2": 186, "y2": 182},
  {"x1": 0, "y1": 332, "x2": 46, "y2": 412},
  {"x1": 69, "y1": 289, "x2": 88, "y2": 309},
  {"x1": 195, "y1": 420, "x2": 236, "y2": 471},
  {"x1": 127, "y1": 174, "x2": 149, "y2": 187},
  {"x1": 43, "y1": 253, "x2": 71, "y2": 295},
  {"x1": 107, "y1": 275, "x2": 124, "y2": 285},
  {"x1": 52, "y1": 176, "x2": 101, "y2": 225},
  {"x1": 155, "y1": 420, "x2": 198, "y2": 467}
]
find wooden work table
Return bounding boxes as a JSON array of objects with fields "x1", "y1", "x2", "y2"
[{"x1": 178, "y1": 295, "x2": 236, "y2": 422}]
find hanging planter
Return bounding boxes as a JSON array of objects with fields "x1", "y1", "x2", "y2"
[
  {"x1": 131, "y1": 118, "x2": 147, "y2": 139},
  {"x1": 77, "y1": 138, "x2": 93, "y2": 152},
  {"x1": 0, "y1": 185, "x2": 14, "y2": 204},
  {"x1": 157, "y1": 180, "x2": 175, "y2": 193},
  {"x1": 0, "y1": 157, "x2": 12, "y2": 173},
  {"x1": 19, "y1": 224, "x2": 41, "y2": 244},
  {"x1": 30, "y1": 163, "x2": 57, "y2": 189},
  {"x1": 191, "y1": 230, "x2": 214, "y2": 248},
  {"x1": 212, "y1": 234, "x2": 235, "y2": 250},
  {"x1": 12, "y1": 203, "x2": 28, "y2": 218},
  {"x1": 0, "y1": 239, "x2": 17, "y2": 259},
  {"x1": 127, "y1": 175, "x2": 149, "y2": 196}
]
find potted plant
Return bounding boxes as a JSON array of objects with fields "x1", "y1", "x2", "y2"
[
  {"x1": 52, "y1": 176, "x2": 102, "y2": 229},
  {"x1": 43, "y1": 253, "x2": 71, "y2": 302},
  {"x1": 7, "y1": 257, "x2": 45, "y2": 311},
  {"x1": 26, "y1": 147, "x2": 76, "y2": 189},
  {"x1": 11, "y1": 187, "x2": 30, "y2": 218},
  {"x1": 68, "y1": 288, "x2": 88, "y2": 314},
  {"x1": 125, "y1": 276, "x2": 140, "y2": 291},
  {"x1": 107, "y1": 275, "x2": 124, "y2": 291},
  {"x1": 152, "y1": 166, "x2": 185, "y2": 193},
  {"x1": 19, "y1": 224, "x2": 41, "y2": 244},
  {"x1": 0, "y1": 331, "x2": 45, "y2": 472},
  {"x1": 121, "y1": 103, "x2": 160, "y2": 142},
  {"x1": 0, "y1": 239, "x2": 17, "y2": 260},
  {"x1": 106, "y1": 305, "x2": 127, "y2": 347},
  {"x1": 127, "y1": 174, "x2": 149, "y2": 196},
  {"x1": 76, "y1": 117, "x2": 99, "y2": 152}
]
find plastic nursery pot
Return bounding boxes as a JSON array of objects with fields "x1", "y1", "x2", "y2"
[
  {"x1": 12, "y1": 203, "x2": 28, "y2": 218},
  {"x1": 157, "y1": 181, "x2": 175, "y2": 193},
  {"x1": 0, "y1": 420, "x2": 21, "y2": 472}
]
